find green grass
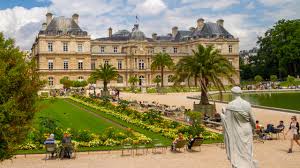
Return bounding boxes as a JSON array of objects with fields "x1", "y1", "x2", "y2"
[
  {"x1": 35, "y1": 99, "x2": 124, "y2": 133},
  {"x1": 66, "y1": 98, "x2": 172, "y2": 146}
]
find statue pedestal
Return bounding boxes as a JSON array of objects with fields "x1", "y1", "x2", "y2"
[{"x1": 193, "y1": 103, "x2": 216, "y2": 118}]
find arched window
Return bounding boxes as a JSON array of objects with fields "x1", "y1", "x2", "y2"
[
  {"x1": 168, "y1": 75, "x2": 173, "y2": 83},
  {"x1": 117, "y1": 75, "x2": 123, "y2": 83},
  {"x1": 78, "y1": 76, "x2": 84, "y2": 81},
  {"x1": 228, "y1": 45, "x2": 233, "y2": 53},
  {"x1": 48, "y1": 77, "x2": 54, "y2": 86}
]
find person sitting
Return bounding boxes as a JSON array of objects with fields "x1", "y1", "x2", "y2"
[
  {"x1": 44, "y1": 134, "x2": 55, "y2": 145},
  {"x1": 44, "y1": 134, "x2": 56, "y2": 157},
  {"x1": 264, "y1": 124, "x2": 275, "y2": 133},
  {"x1": 274, "y1": 120, "x2": 285, "y2": 133},
  {"x1": 61, "y1": 133, "x2": 72, "y2": 158},
  {"x1": 187, "y1": 134, "x2": 204, "y2": 150},
  {"x1": 171, "y1": 133, "x2": 185, "y2": 151},
  {"x1": 255, "y1": 120, "x2": 263, "y2": 132}
]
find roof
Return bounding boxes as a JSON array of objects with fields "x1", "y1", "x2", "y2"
[
  {"x1": 95, "y1": 21, "x2": 234, "y2": 42},
  {"x1": 39, "y1": 16, "x2": 88, "y2": 36}
]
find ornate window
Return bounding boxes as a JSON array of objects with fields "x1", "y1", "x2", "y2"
[
  {"x1": 48, "y1": 77, "x2": 54, "y2": 86},
  {"x1": 78, "y1": 60, "x2": 83, "y2": 70},
  {"x1": 63, "y1": 42, "x2": 68, "y2": 52},
  {"x1": 139, "y1": 59, "x2": 144, "y2": 70},
  {"x1": 48, "y1": 60, "x2": 53, "y2": 70},
  {"x1": 168, "y1": 75, "x2": 173, "y2": 83},
  {"x1": 100, "y1": 46, "x2": 105, "y2": 53},
  {"x1": 63, "y1": 60, "x2": 68, "y2": 70},
  {"x1": 77, "y1": 43, "x2": 83, "y2": 52},
  {"x1": 228, "y1": 45, "x2": 233, "y2": 53},
  {"x1": 104, "y1": 60, "x2": 109, "y2": 65},
  {"x1": 78, "y1": 76, "x2": 84, "y2": 81},
  {"x1": 113, "y1": 46, "x2": 118, "y2": 53},
  {"x1": 173, "y1": 47, "x2": 177, "y2": 53},
  {"x1": 48, "y1": 42, "x2": 53, "y2": 52},
  {"x1": 117, "y1": 60, "x2": 122, "y2": 70}
]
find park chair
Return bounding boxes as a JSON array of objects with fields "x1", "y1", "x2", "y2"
[
  {"x1": 172, "y1": 140, "x2": 187, "y2": 152},
  {"x1": 60, "y1": 143, "x2": 76, "y2": 159},
  {"x1": 45, "y1": 143, "x2": 57, "y2": 160},
  {"x1": 187, "y1": 139, "x2": 203, "y2": 151},
  {"x1": 253, "y1": 129, "x2": 264, "y2": 143},
  {"x1": 272, "y1": 128, "x2": 285, "y2": 140}
]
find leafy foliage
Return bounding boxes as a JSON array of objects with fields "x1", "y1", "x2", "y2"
[
  {"x1": 128, "y1": 76, "x2": 139, "y2": 92},
  {"x1": 90, "y1": 64, "x2": 118, "y2": 91},
  {"x1": 175, "y1": 44, "x2": 236, "y2": 105},
  {"x1": 241, "y1": 19, "x2": 300, "y2": 80},
  {"x1": 151, "y1": 52, "x2": 174, "y2": 87},
  {"x1": 0, "y1": 33, "x2": 43, "y2": 160}
]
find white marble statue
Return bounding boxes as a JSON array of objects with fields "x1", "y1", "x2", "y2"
[{"x1": 220, "y1": 86, "x2": 258, "y2": 168}]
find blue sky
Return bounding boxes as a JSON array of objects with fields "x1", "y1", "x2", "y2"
[{"x1": 0, "y1": 0, "x2": 299, "y2": 50}]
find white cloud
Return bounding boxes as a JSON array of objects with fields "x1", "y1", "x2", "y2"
[
  {"x1": 181, "y1": 0, "x2": 240, "y2": 10},
  {"x1": 0, "y1": 6, "x2": 47, "y2": 49},
  {"x1": 134, "y1": 0, "x2": 167, "y2": 15},
  {"x1": 258, "y1": 0, "x2": 293, "y2": 6}
]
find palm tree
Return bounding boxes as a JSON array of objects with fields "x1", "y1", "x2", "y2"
[
  {"x1": 128, "y1": 76, "x2": 139, "y2": 92},
  {"x1": 175, "y1": 44, "x2": 236, "y2": 105},
  {"x1": 89, "y1": 64, "x2": 118, "y2": 94},
  {"x1": 151, "y1": 52, "x2": 174, "y2": 87}
]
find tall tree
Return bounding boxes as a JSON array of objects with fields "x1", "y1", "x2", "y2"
[
  {"x1": 175, "y1": 44, "x2": 236, "y2": 105},
  {"x1": 89, "y1": 64, "x2": 118, "y2": 92},
  {"x1": 254, "y1": 19, "x2": 300, "y2": 79},
  {"x1": 151, "y1": 52, "x2": 174, "y2": 87},
  {"x1": 0, "y1": 33, "x2": 43, "y2": 160}
]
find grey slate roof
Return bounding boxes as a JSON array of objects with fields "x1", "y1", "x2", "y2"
[
  {"x1": 39, "y1": 16, "x2": 88, "y2": 36},
  {"x1": 95, "y1": 22, "x2": 234, "y2": 42}
]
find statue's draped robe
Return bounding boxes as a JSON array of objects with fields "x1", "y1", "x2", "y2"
[{"x1": 221, "y1": 97, "x2": 258, "y2": 168}]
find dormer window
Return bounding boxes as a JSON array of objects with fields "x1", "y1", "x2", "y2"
[{"x1": 100, "y1": 46, "x2": 105, "y2": 53}]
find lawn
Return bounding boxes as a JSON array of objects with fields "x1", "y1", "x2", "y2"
[{"x1": 34, "y1": 99, "x2": 125, "y2": 133}]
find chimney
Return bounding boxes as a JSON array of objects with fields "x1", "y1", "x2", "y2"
[
  {"x1": 217, "y1": 19, "x2": 224, "y2": 27},
  {"x1": 46, "y1": 12, "x2": 53, "y2": 25},
  {"x1": 72, "y1": 13, "x2": 79, "y2": 24},
  {"x1": 197, "y1": 18, "x2": 204, "y2": 29},
  {"x1": 172, "y1": 26, "x2": 178, "y2": 37},
  {"x1": 108, "y1": 27, "x2": 112, "y2": 37},
  {"x1": 189, "y1": 27, "x2": 195, "y2": 32},
  {"x1": 42, "y1": 23, "x2": 47, "y2": 30},
  {"x1": 152, "y1": 33, "x2": 157, "y2": 40}
]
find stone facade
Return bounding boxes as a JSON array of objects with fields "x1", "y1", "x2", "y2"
[{"x1": 31, "y1": 13, "x2": 240, "y2": 89}]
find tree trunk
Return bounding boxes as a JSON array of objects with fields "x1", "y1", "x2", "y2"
[
  {"x1": 200, "y1": 78, "x2": 209, "y2": 105},
  {"x1": 103, "y1": 81, "x2": 108, "y2": 91},
  {"x1": 194, "y1": 75, "x2": 198, "y2": 87},
  {"x1": 161, "y1": 66, "x2": 164, "y2": 87}
]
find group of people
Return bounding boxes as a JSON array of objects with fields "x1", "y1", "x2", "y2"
[
  {"x1": 256, "y1": 116, "x2": 300, "y2": 153},
  {"x1": 44, "y1": 133, "x2": 73, "y2": 158},
  {"x1": 111, "y1": 88, "x2": 120, "y2": 101},
  {"x1": 170, "y1": 133, "x2": 204, "y2": 151}
]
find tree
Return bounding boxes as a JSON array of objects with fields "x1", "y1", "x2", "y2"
[
  {"x1": 152, "y1": 76, "x2": 161, "y2": 91},
  {"x1": 270, "y1": 75, "x2": 278, "y2": 88},
  {"x1": 175, "y1": 44, "x2": 236, "y2": 105},
  {"x1": 89, "y1": 64, "x2": 118, "y2": 93},
  {"x1": 287, "y1": 75, "x2": 296, "y2": 87},
  {"x1": 151, "y1": 52, "x2": 174, "y2": 87},
  {"x1": 253, "y1": 19, "x2": 300, "y2": 79},
  {"x1": 254, "y1": 75, "x2": 263, "y2": 84},
  {"x1": 72, "y1": 80, "x2": 88, "y2": 88},
  {"x1": 128, "y1": 76, "x2": 139, "y2": 92},
  {"x1": 0, "y1": 33, "x2": 43, "y2": 160},
  {"x1": 60, "y1": 77, "x2": 72, "y2": 89}
]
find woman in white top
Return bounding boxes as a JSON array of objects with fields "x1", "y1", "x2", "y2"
[{"x1": 285, "y1": 116, "x2": 300, "y2": 153}]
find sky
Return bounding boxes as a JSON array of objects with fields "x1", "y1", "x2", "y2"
[{"x1": 0, "y1": 0, "x2": 299, "y2": 51}]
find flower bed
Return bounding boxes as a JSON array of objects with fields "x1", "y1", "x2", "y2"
[{"x1": 70, "y1": 95, "x2": 221, "y2": 141}]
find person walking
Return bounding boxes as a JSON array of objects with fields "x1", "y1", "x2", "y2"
[{"x1": 286, "y1": 116, "x2": 300, "y2": 153}]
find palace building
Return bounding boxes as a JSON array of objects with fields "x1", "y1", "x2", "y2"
[{"x1": 31, "y1": 13, "x2": 240, "y2": 89}]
